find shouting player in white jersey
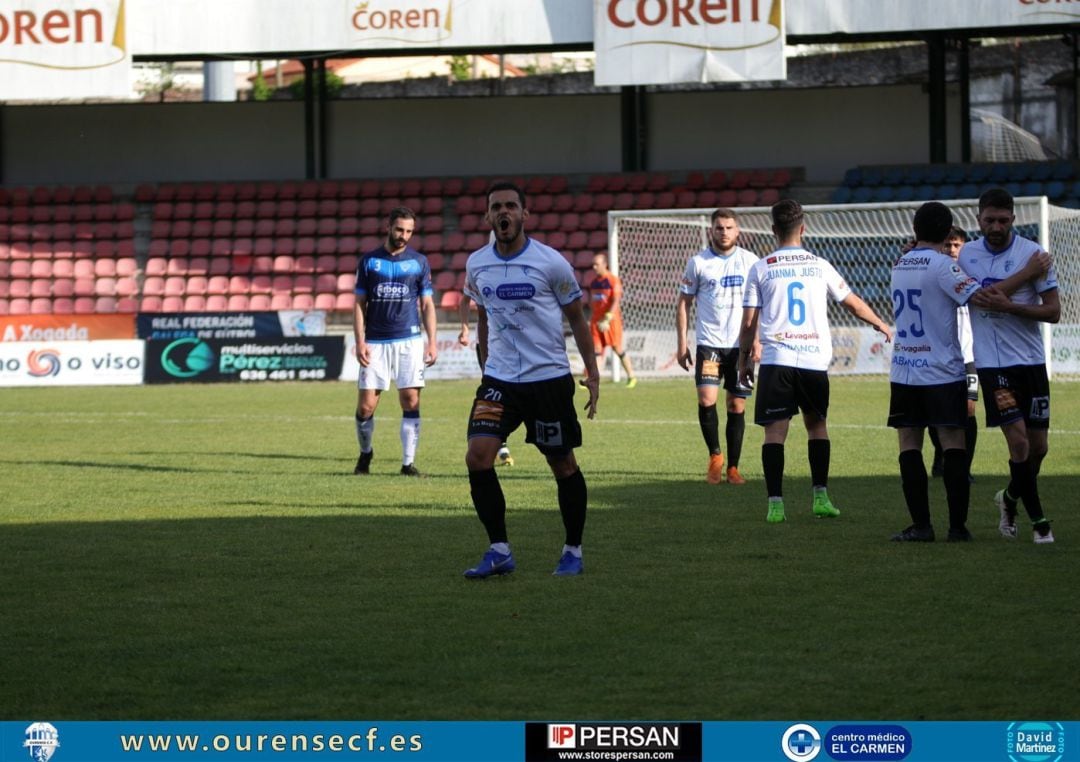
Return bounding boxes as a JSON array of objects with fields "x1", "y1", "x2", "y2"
[
  {"x1": 738, "y1": 199, "x2": 892, "y2": 524},
  {"x1": 676, "y1": 208, "x2": 760, "y2": 486},
  {"x1": 962, "y1": 187, "x2": 1058, "y2": 543},
  {"x1": 462, "y1": 181, "x2": 600, "y2": 579}
]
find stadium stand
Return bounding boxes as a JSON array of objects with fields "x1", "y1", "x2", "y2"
[
  {"x1": 0, "y1": 168, "x2": 796, "y2": 316},
  {"x1": 833, "y1": 160, "x2": 1078, "y2": 207}
]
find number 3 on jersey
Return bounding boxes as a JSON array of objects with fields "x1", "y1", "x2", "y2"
[{"x1": 892, "y1": 288, "x2": 924, "y2": 338}]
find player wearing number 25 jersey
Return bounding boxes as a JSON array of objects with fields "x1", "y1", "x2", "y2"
[{"x1": 738, "y1": 199, "x2": 892, "y2": 525}]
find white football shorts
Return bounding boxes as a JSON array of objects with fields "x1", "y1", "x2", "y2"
[{"x1": 358, "y1": 337, "x2": 426, "y2": 390}]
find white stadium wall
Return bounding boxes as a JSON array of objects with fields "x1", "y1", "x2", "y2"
[{"x1": 4, "y1": 84, "x2": 957, "y2": 186}]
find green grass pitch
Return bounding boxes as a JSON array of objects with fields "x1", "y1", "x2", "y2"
[{"x1": 1, "y1": 377, "x2": 1077, "y2": 719}]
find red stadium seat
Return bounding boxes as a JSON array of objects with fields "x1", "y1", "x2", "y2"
[
  {"x1": 315, "y1": 274, "x2": 338, "y2": 293},
  {"x1": 205, "y1": 295, "x2": 229, "y2": 311},
  {"x1": 250, "y1": 275, "x2": 272, "y2": 294},
  {"x1": 336, "y1": 273, "x2": 356, "y2": 292},
  {"x1": 164, "y1": 277, "x2": 186, "y2": 296},
  {"x1": 161, "y1": 296, "x2": 185, "y2": 312},
  {"x1": 314, "y1": 293, "x2": 337, "y2": 310},
  {"x1": 226, "y1": 295, "x2": 250, "y2": 311},
  {"x1": 269, "y1": 293, "x2": 292, "y2": 310},
  {"x1": 186, "y1": 276, "x2": 208, "y2": 296},
  {"x1": 72, "y1": 297, "x2": 95, "y2": 314},
  {"x1": 139, "y1": 296, "x2": 163, "y2": 313},
  {"x1": 334, "y1": 293, "x2": 353, "y2": 311},
  {"x1": 183, "y1": 295, "x2": 207, "y2": 312}
]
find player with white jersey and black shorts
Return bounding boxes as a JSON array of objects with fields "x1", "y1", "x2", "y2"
[
  {"x1": 928, "y1": 226, "x2": 980, "y2": 482},
  {"x1": 352, "y1": 206, "x2": 438, "y2": 476},
  {"x1": 676, "y1": 208, "x2": 760, "y2": 486},
  {"x1": 462, "y1": 181, "x2": 599, "y2": 579},
  {"x1": 738, "y1": 199, "x2": 892, "y2": 524},
  {"x1": 962, "y1": 187, "x2": 1058, "y2": 543},
  {"x1": 887, "y1": 203, "x2": 984, "y2": 543}
]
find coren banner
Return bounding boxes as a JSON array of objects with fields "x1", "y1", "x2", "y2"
[
  {"x1": 0, "y1": 0, "x2": 130, "y2": 99},
  {"x1": 594, "y1": 0, "x2": 785, "y2": 86}
]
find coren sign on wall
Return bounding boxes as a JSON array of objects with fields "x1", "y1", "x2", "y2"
[
  {"x1": 0, "y1": 0, "x2": 130, "y2": 99},
  {"x1": 594, "y1": 0, "x2": 786, "y2": 85}
]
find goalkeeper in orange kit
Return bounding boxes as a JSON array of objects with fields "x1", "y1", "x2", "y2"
[{"x1": 583, "y1": 252, "x2": 637, "y2": 388}]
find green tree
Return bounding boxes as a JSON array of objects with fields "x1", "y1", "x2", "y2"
[{"x1": 288, "y1": 70, "x2": 345, "y2": 100}]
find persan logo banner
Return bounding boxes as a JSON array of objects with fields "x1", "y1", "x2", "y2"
[
  {"x1": 525, "y1": 722, "x2": 703, "y2": 762},
  {"x1": 594, "y1": 0, "x2": 785, "y2": 86},
  {"x1": 0, "y1": 0, "x2": 131, "y2": 100}
]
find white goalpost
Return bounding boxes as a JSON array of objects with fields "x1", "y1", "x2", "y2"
[{"x1": 608, "y1": 197, "x2": 1080, "y2": 380}]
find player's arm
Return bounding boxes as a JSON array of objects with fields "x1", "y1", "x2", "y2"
[
  {"x1": 974, "y1": 286, "x2": 1060, "y2": 323},
  {"x1": 736, "y1": 306, "x2": 760, "y2": 387},
  {"x1": 420, "y1": 293, "x2": 438, "y2": 365},
  {"x1": 457, "y1": 296, "x2": 471, "y2": 346},
  {"x1": 476, "y1": 305, "x2": 489, "y2": 371},
  {"x1": 564, "y1": 298, "x2": 599, "y2": 419},
  {"x1": 353, "y1": 294, "x2": 371, "y2": 367},
  {"x1": 675, "y1": 293, "x2": 694, "y2": 370},
  {"x1": 839, "y1": 293, "x2": 893, "y2": 343}
]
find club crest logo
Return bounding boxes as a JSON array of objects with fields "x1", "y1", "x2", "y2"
[{"x1": 24, "y1": 722, "x2": 60, "y2": 762}]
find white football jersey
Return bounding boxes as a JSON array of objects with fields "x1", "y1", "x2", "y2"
[
  {"x1": 889, "y1": 247, "x2": 981, "y2": 385},
  {"x1": 743, "y1": 247, "x2": 852, "y2": 371},
  {"x1": 960, "y1": 234, "x2": 1058, "y2": 369},
  {"x1": 679, "y1": 245, "x2": 759, "y2": 348},
  {"x1": 464, "y1": 237, "x2": 582, "y2": 383},
  {"x1": 958, "y1": 305, "x2": 973, "y2": 364}
]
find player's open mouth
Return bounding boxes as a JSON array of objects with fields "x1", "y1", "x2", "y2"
[{"x1": 498, "y1": 219, "x2": 511, "y2": 232}]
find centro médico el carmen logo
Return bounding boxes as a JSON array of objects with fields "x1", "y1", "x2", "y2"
[
  {"x1": 782, "y1": 723, "x2": 822, "y2": 762},
  {"x1": 1007, "y1": 721, "x2": 1065, "y2": 762},
  {"x1": 24, "y1": 722, "x2": 60, "y2": 762},
  {"x1": 349, "y1": 1, "x2": 452, "y2": 45},
  {"x1": 27, "y1": 349, "x2": 62, "y2": 377},
  {"x1": 161, "y1": 338, "x2": 215, "y2": 378}
]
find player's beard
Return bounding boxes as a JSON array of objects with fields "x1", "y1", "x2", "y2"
[
  {"x1": 983, "y1": 230, "x2": 1009, "y2": 249},
  {"x1": 389, "y1": 235, "x2": 409, "y2": 251}
]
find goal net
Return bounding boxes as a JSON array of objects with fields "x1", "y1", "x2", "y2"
[{"x1": 609, "y1": 197, "x2": 1080, "y2": 379}]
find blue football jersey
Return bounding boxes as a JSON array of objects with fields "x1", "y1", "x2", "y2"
[{"x1": 354, "y1": 247, "x2": 433, "y2": 342}]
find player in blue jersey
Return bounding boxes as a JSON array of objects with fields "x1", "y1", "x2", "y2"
[
  {"x1": 676, "y1": 208, "x2": 760, "y2": 485},
  {"x1": 738, "y1": 199, "x2": 892, "y2": 524},
  {"x1": 352, "y1": 206, "x2": 438, "y2": 476},
  {"x1": 461, "y1": 181, "x2": 599, "y2": 579},
  {"x1": 962, "y1": 188, "x2": 1058, "y2": 543}
]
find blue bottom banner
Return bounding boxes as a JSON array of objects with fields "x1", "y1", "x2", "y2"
[{"x1": 1, "y1": 720, "x2": 1072, "y2": 762}]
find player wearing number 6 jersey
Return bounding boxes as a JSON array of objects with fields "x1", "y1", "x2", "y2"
[{"x1": 738, "y1": 199, "x2": 892, "y2": 524}]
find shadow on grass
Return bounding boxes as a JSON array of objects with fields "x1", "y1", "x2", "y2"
[{"x1": 1, "y1": 474, "x2": 1075, "y2": 722}]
